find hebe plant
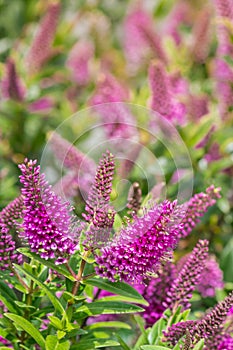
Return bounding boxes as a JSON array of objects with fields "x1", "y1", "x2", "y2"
[
  {"x1": 1, "y1": 0, "x2": 233, "y2": 349},
  {"x1": 0, "y1": 149, "x2": 229, "y2": 350}
]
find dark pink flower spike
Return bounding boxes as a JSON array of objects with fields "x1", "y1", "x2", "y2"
[
  {"x1": 19, "y1": 159, "x2": 80, "y2": 264},
  {"x1": 1, "y1": 58, "x2": 25, "y2": 101},
  {"x1": 26, "y1": 2, "x2": 60, "y2": 73},
  {"x1": 96, "y1": 200, "x2": 183, "y2": 283},
  {"x1": 83, "y1": 151, "x2": 115, "y2": 249}
]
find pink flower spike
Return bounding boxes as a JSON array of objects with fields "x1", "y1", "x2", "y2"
[
  {"x1": 19, "y1": 159, "x2": 80, "y2": 264},
  {"x1": 1, "y1": 58, "x2": 26, "y2": 102},
  {"x1": 26, "y1": 2, "x2": 60, "y2": 73},
  {"x1": 66, "y1": 40, "x2": 94, "y2": 85}
]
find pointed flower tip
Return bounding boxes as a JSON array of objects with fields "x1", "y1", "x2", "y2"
[{"x1": 19, "y1": 159, "x2": 79, "y2": 264}]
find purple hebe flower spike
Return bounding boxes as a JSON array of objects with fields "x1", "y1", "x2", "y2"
[
  {"x1": 0, "y1": 219, "x2": 22, "y2": 270},
  {"x1": 219, "y1": 335, "x2": 233, "y2": 350},
  {"x1": 1, "y1": 58, "x2": 25, "y2": 101},
  {"x1": 0, "y1": 195, "x2": 23, "y2": 229},
  {"x1": 95, "y1": 200, "x2": 183, "y2": 283},
  {"x1": 19, "y1": 159, "x2": 79, "y2": 264},
  {"x1": 49, "y1": 132, "x2": 96, "y2": 193},
  {"x1": 164, "y1": 291, "x2": 233, "y2": 348},
  {"x1": 163, "y1": 320, "x2": 195, "y2": 347},
  {"x1": 192, "y1": 7, "x2": 212, "y2": 63},
  {"x1": 66, "y1": 40, "x2": 94, "y2": 85},
  {"x1": 165, "y1": 2, "x2": 190, "y2": 45},
  {"x1": 149, "y1": 60, "x2": 186, "y2": 124},
  {"x1": 177, "y1": 254, "x2": 224, "y2": 298},
  {"x1": 89, "y1": 73, "x2": 135, "y2": 142},
  {"x1": 124, "y1": 6, "x2": 167, "y2": 72},
  {"x1": 179, "y1": 185, "x2": 221, "y2": 239},
  {"x1": 49, "y1": 132, "x2": 96, "y2": 174},
  {"x1": 26, "y1": 2, "x2": 60, "y2": 73},
  {"x1": 164, "y1": 240, "x2": 209, "y2": 311},
  {"x1": 83, "y1": 151, "x2": 115, "y2": 249},
  {"x1": 213, "y1": 0, "x2": 233, "y2": 118}
]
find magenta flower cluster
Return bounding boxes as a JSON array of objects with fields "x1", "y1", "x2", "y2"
[
  {"x1": 19, "y1": 159, "x2": 79, "y2": 264},
  {"x1": 95, "y1": 200, "x2": 183, "y2": 283},
  {"x1": 83, "y1": 151, "x2": 115, "y2": 249},
  {"x1": 0, "y1": 219, "x2": 22, "y2": 271},
  {"x1": 179, "y1": 185, "x2": 221, "y2": 239}
]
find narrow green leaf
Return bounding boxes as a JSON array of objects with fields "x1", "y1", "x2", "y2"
[
  {"x1": 148, "y1": 318, "x2": 166, "y2": 345},
  {"x1": 0, "y1": 347, "x2": 12, "y2": 350},
  {"x1": 5, "y1": 313, "x2": 45, "y2": 348},
  {"x1": 113, "y1": 213, "x2": 123, "y2": 231},
  {"x1": 71, "y1": 339, "x2": 120, "y2": 350},
  {"x1": 45, "y1": 335, "x2": 70, "y2": 350},
  {"x1": 48, "y1": 316, "x2": 63, "y2": 330},
  {"x1": 114, "y1": 334, "x2": 131, "y2": 350},
  {"x1": 17, "y1": 248, "x2": 76, "y2": 281},
  {"x1": 13, "y1": 264, "x2": 66, "y2": 315},
  {"x1": 87, "y1": 321, "x2": 131, "y2": 330},
  {"x1": 134, "y1": 315, "x2": 147, "y2": 337},
  {"x1": 98, "y1": 295, "x2": 149, "y2": 306},
  {"x1": 85, "y1": 278, "x2": 148, "y2": 305},
  {"x1": 193, "y1": 339, "x2": 204, "y2": 350},
  {"x1": 75, "y1": 301, "x2": 144, "y2": 318},
  {"x1": 0, "y1": 281, "x2": 17, "y2": 300},
  {"x1": 0, "y1": 281, "x2": 21, "y2": 314},
  {"x1": 14, "y1": 301, "x2": 36, "y2": 309},
  {"x1": 134, "y1": 331, "x2": 150, "y2": 349},
  {"x1": 140, "y1": 346, "x2": 170, "y2": 350},
  {"x1": 0, "y1": 295, "x2": 20, "y2": 315}
]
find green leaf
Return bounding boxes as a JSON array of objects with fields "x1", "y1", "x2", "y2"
[
  {"x1": 140, "y1": 346, "x2": 170, "y2": 350},
  {"x1": 71, "y1": 339, "x2": 120, "y2": 350},
  {"x1": 134, "y1": 331, "x2": 150, "y2": 349},
  {"x1": 14, "y1": 301, "x2": 36, "y2": 309},
  {"x1": 148, "y1": 317, "x2": 166, "y2": 345},
  {"x1": 221, "y1": 238, "x2": 233, "y2": 282},
  {"x1": 45, "y1": 335, "x2": 70, "y2": 350},
  {"x1": 0, "y1": 347, "x2": 13, "y2": 350},
  {"x1": 85, "y1": 278, "x2": 148, "y2": 305},
  {"x1": 48, "y1": 316, "x2": 63, "y2": 330},
  {"x1": 0, "y1": 280, "x2": 17, "y2": 300},
  {"x1": 182, "y1": 114, "x2": 214, "y2": 147},
  {"x1": 13, "y1": 264, "x2": 66, "y2": 316},
  {"x1": 114, "y1": 334, "x2": 131, "y2": 350},
  {"x1": 75, "y1": 301, "x2": 144, "y2": 318},
  {"x1": 98, "y1": 295, "x2": 148, "y2": 306},
  {"x1": 113, "y1": 213, "x2": 123, "y2": 231},
  {"x1": 17, "y1": 248, "x2": 76, "y2": 281},
  {"x1": 86, "y1": 321, "x2": 131, "y2": 330},
  {"x1": 5, "y1": 313, "x2": 45, "y2": 348},
  {"x1": 134, "y1": 315, "x2": 147, "y2": 337},
  {"x1": 0, "y1": 281, "x2": 21, "y2": 314},
  {"x1": 193, "y1": 339, "x2": 204, "y2": 350},
  {"x1": 57, "y1": 330, "x2": 66, "y2": 340}
]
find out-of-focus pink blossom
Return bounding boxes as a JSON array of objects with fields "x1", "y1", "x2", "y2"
[
  {"x1": 192, "y1": 7, "x2": 212, "y2": 63},
  {"x1": 28, "y1": 97, "x2": 54, "y2": 113},
  {"x1": 187, "y1": 94, "x2": 209, "y2": 120},
  {"x1": 165, "y1": 1, "x2": 190, "y2": 45},
  {"x1": 124, "y1": 6, "x2": 167, "y2": 72},
  {"x1": 66, "y1": 40, "x2": 94, "y2": 85},
  {"x1": 149, "y1": 60, "x2": 186, "y2": 124},
  {"x1": 204, "y1": 142, "x2": 222, "y2": 163},
  {"x1": 1, "y1": 58, "x2": 26, "y2": 101},
  {"x1": 89, "y1": 73, "x2": 136, "y2": 141},
  {"x1": 26, "y1": 2, "x2": 60, "y2": 73}
]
